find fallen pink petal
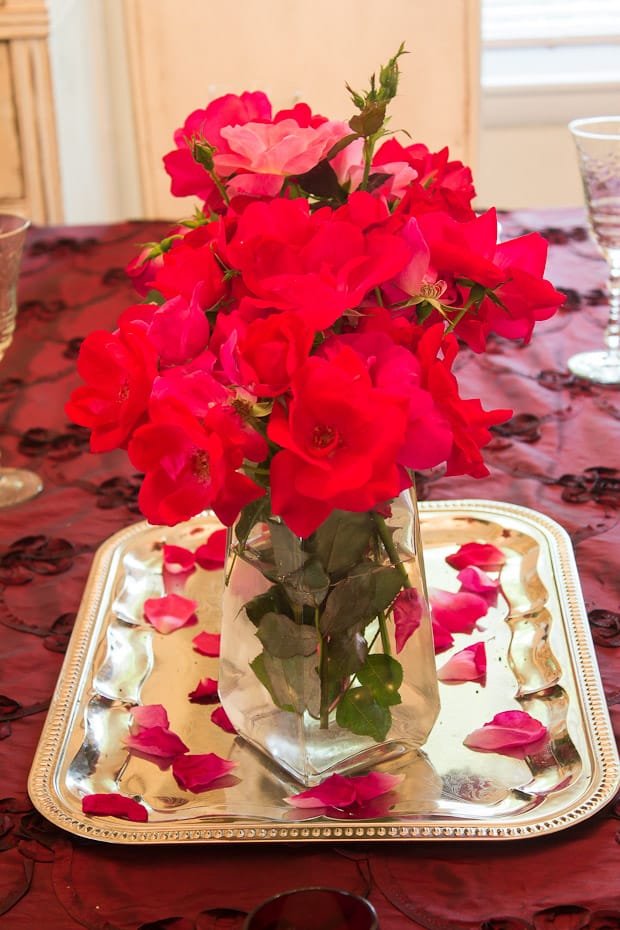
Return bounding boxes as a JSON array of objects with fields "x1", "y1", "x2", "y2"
[
  {"x1": 210, "y1": 705, "x2": 236, "y2": 733},
  {"x1": 194, "y1": 528, "x2": 227, "y2": 571},
  {"x1": 124, "y1": 725, "x2": 189, "y2": 760},
  {"x1": 162, "y1": 544, "x2": 196, "y2": 574},
  {"x1": 463, "y1": 710, "x2": 548, "y2": 757},
  {"x1": 143, "y1": 593, "x2": 198, "y2": 634},
  {"x1": 284, "y1": 774, "x2": 359, "y2": 809},
  {"x1": 393, "y1": 588, "x2": 422, "y2": 653},
  {"x1": 285, "y1": 771, "x2": 404, "y2": 809},
  {"x1": 430, "y1": 587, "x2": 489, "y2": 634},
  {"x1": 192, "y1": 631, "x2": 221, "y2": 657},
  {"x1": 446, "y1": 542, "x2": 506, "y2": 572},
  {"x1": 172, "y1": 752, "x2": 237, "y2": 792},
  {"x1": 457, "y1": 566, "x2": 501, "y2": 607},
  {"x1": 431, "y1": 618, "x2": 454, "y2": 654},
  {"x1": 351, "y1": 771, "x2": 405, "y2": 803},
  {"x1": 188, "y1": 677, "x2": 219, "y2": 703},
  {"x1": 130, "y1": 703, "x2": 169, "y2": 729},
  {"x1": 82, "y1": 793, "x2": 148, "y2": 822},
  {"x1": 162, "y1": 544, "x2": 197, "y2": 594},
  {"x1": 437, "y1": 641, "x2": 487, "y2": 685}
]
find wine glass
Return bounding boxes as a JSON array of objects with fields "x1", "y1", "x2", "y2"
[
  {"x1": 568, "y1": 116, "x2": 620, "y2": 384},
  {"x1": 0, "y1": 212, "x2": 43, "y2": 507}
]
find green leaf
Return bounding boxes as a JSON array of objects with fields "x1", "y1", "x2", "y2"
[
  {"x1": 311, "y1": 510, "x2": 374, "y2": 575},
  {"x1": 327, "y1": 629, "x2": 368, "y2": 680},
  {"x1": 357, "y1": 654, "x2": 403, "y2": 707},
  {"x1": 244, "y1": 586, "x2": 291, "y2": 625},
  {"x1": 256, "y1": 612, "x2": 318, "y2": 659},
  {"x1": 349, "y1": 103, "x2": 386, "y2": 137},
  {"x1": 282, "y1": 557, "x2": 330, "y2": 608},
  {"x1": 142, "y1": 289, "x2": 166, "y2": 306},
  {"x1": 250, "y1": 653, "x2": 294, "y2": 712},
  {"x1": 294, "y1": 159, "x2": 348, "y2": 203},
  {"x1": 372, "y1": 566, "x2": 403, "y2": 614},
  {"x1": 365, "y1": 172, "x2": 392, "y2": 193},
  {"x1": 323, "y1": 132, "x2": 361, "y2": 162},
  {"x1": 319, "y1": 562, "x2": 402, "y2": 636},
  {"x1": 235, "y1": 497, "x2": 271, "y2": 548},
  {"x1": 269, "y1": 519, "x2": 308, "y2": 577},
  {"x1": 319, "y1": 562, "x2": 376, "y2": 635},
  {"x1": 335, "y1": 686, "x2": 392, "y2": 741},
  {"x1": 251, "y1": 651, "x2": 320, "y2": 716}
]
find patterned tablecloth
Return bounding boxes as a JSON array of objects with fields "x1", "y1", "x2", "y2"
[{"x1": 1, "y1": 209, "x2": 618, "y2": 929}]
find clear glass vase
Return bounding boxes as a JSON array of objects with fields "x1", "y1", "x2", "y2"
[{"x1": 218, "y1": 486, "x2": 440, "y2": 786}]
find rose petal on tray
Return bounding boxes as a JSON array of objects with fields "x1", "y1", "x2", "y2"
[
  {"x1": 285, "y1": 771, "x2": 404, "y2": 809},
  {"x1": 430, "y1": 588, "x2": 489, "y2": 633},
  {"x1": 82, "y1": 793, "x2": 148, "y2": 822},
  {"x1": 143, "y1": 593, "x2": 198, "y2": 634},
  {"x1": 130, "y1": 703, "x2": 169, "y2": 729},
  {"x1": 194, "y1": 528, "x2": 227, "y2": 571},
  {"x1": 445, "y1": 542, "x2": 506, "y2": 571},
  {"x1": 463, "y1": 710, "x2": 548, "y2": 758},
  {"x1": 192, "y1": 631, "x2": 221, "y2": 657},
  {"x1": 162, "y1": 544, "x2": 197, "y2": 594},
  {"x1": 172, "y1": 753, "x2": 238, "y2": 792},
  {"x1": 457, "y1": 566, "x2": 501, "y2": 606},
  {"x1": 437, "y1": 642, "x2": 487, "y2": 685},
  {"x1": 188, "y1": 677, "x2": 219, "y2": 703},
  {"x1": 431, "y1": 618, "x2": 454, "y2": 654},
  {"x1": 393, "y1": 588, "x2": 422, "y2": 653},
  {"x1": 124, "y1": 725, "x2": 189, "y2": 761},
  {"x1": 210, "y1": 706, "x2": 236, "y2": 733},
  {"x1": 162, "y1": 544, "x2": 196, "y2": 574}
]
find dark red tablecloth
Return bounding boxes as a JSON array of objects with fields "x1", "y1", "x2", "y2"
[{"x1": 1, "y1": 210, "x2": 619, "y2": 930}]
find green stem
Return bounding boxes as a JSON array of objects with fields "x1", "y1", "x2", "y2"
[
  {"x1": 361, "y1": 137, "x2": 373, "y2": 190},
  {"x1": 372, "y1": 512, "x2": 411, "y2": 589},
  {"x1": 316, "y1": 607, "x2": 330, "y2": 729},
  {"x1": 210, "y1": 169, "x2": 230, "y2": 206},
  {"x1": 377, "y1": 608, "x2": 391, "y2": 654}
]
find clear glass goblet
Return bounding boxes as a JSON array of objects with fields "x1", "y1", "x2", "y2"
[
  {"x1": 0, "y1": 213, "x2": 43, "y2": 507},
  {"x1": 568, "y1": 116, "x2": 620, "y2": 385}
]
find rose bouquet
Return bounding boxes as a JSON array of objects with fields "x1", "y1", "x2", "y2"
[{"x1": 66, "y1": 47, "x2": 564, "y2": 783}]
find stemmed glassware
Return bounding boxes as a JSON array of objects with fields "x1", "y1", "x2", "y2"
[
  {"x1": 0, "y1": 213, "x2": 43, "y2": 507},
  {"x1": 568, "y1": 117, "x2": 620, "y2": 384}
]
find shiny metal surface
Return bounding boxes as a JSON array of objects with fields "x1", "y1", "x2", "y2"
[{"x1": 28, "y1": 500, "x2": 620, "y2": 843}]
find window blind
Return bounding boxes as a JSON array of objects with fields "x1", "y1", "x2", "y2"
[{"x1": 482, "y1": 0, "x2": 620, "y2": 45}]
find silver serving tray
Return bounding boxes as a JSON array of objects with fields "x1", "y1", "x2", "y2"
[{"x1": 28, "y1": 500, "x2": 620, "y2": 843}]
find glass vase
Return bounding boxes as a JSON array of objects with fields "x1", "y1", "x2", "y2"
[{"x1": 218, "y1": 486, "x2": 440, "y2": 786}]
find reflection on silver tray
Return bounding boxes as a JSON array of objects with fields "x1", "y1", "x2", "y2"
[{"x1": 28, "y1": 500, "x2": 620, "y2": 843}]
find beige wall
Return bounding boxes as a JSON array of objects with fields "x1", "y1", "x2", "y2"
[
  {"x1": 476, "y1": 125, "x2": 584, "y2": 210},
  {"x1": 47, "y1": 0, "x2": 480, "y2": 223},
  {"x1": 123, "y1": 0, "x2": 480, "y2": 220},
  {"x1": 45, "y1": 1, "x2": 617, "y2": 222}
]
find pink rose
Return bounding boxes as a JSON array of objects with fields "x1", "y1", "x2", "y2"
[
  {"x1": 215, "y1": 118, "x2": 349, "y2": 198},
  {"x1": 163, "y1": 92, "x2": 272, "y2": 206}
]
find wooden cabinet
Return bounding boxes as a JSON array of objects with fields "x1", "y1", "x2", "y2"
[{"x1": 0, "y1": 0, "x2": 62, "y2": 223}]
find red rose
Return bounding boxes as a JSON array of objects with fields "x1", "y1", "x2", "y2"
[
  {"x1": 267, "y1": 347, "x2": 409, "y2": 536},
  {"x1": 128, "y1": 399, "x2": 267, "y2": 527},
  {"x1": 65, "y1": 323, "x2": 158, "y2": 452},
  {"x1": 378, "y1": 139, "x2": 476, "y2": 221},
  {"x1": 236, "y1": 310, "x2": 314, "y2": 397},
  {"x1": 224, "y1": 196, "x2": 412, "y2": 331},
  {"x1": 414, "y1": 325, "x2": 511, "y2": 477},
  {"x1": 151, "y1": 223, "x2": 228, "y2": 309}
]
